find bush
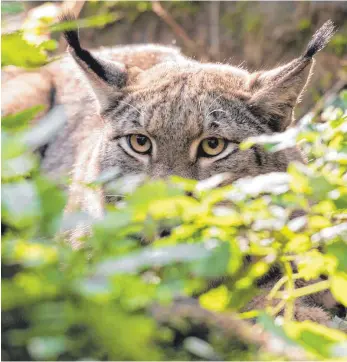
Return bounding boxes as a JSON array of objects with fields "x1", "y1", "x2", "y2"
[{"x1": 2, "y1": 90, "x2": 347, "y2": 360}]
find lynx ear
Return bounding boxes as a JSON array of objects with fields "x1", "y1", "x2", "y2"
[
  {"x1": 246, "y1": 20, "x2": 336, "y2": 132},
  {"x1": 61, "y1": 15, "x2": 128, "y2": 112}
]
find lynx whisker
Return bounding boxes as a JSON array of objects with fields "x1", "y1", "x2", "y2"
[
  {"x1": 206, "y1": 94, "x2": 223, "y2": 111},
  {"x1": 207, "y1": 109, "x2": 228, "y2": 117},
  {"x1": 118, "y1": 100, "x2": 143, "y2": 116}
]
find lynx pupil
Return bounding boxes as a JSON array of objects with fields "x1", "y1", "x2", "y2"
[
  {"x1": 208, "y1": 138, "x2": 219, "y2": 149},
  {"x1": 137, "y1": 135, "x2": 147, "y2": 146}
]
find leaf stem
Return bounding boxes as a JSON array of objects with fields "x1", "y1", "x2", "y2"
[
  {"x1": 284, "y1": 261, "x2": 294, "y2": 322},
  {"x1": 278, "y1": 280, "x2": 331, "y2": 299}
]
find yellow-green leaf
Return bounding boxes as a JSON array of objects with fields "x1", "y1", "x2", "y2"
[
  {"x1": 331, "y1": 273, "x2": 347, "y2": 306},
  {"x1": 199, "y1": 285, "x2": 230, "y2": 312}
]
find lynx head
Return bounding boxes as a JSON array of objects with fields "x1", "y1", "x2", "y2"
[{"x1": 63, "y1": 18, "x2": 335, "y2": 183}]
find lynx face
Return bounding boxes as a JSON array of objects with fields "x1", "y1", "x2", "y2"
[
  {"x1": 98, "y1": 62, "x2": 302, "y2": 182},
  {"x1": 62, "y1": 19, "x2": 334, "y2": 186}
]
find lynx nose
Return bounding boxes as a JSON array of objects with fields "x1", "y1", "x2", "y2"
[{"x1": 150, "y1": 163, "x2": 196, "y2": 180}]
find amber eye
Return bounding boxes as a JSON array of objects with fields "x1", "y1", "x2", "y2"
[
  {"x1": 127, "y1": 134, "x2": 152, "y2": 154},
  {"x1": 199, "y1": 137, "x2": 227, "y2": 157}
]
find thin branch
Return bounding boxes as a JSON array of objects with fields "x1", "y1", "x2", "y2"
[
  {"x1": 152, "y1": 1, "x2": 196, "y2": 50},
  {"x1": 151, "y1": 1, "x2": 215, "y2": 60},
  {"x1": 151, "y1": 299, "x2": 307, "y2": 360}
]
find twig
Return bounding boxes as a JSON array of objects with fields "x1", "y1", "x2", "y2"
[
  {"x1": 152, "y1": 1, "x2": 196, "y2": 50},
  {"x1": 151, "y1": 299, "x2": 307, "y2": 360},
  {"x1": 151, "y1": 1, "x2": 214, "y2": 60},
  {"x1": 284, "y1": 261, "x2": 295, "y2": 322}
]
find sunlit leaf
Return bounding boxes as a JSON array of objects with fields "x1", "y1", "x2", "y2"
[
  {"x1": 331, "y1": 273, "x2": 347, "y2": 306},
  {"x1": 2, "y1": 105, "x2": 45, "y2": 131},
  {"x1": 2, "y1": 32, "x2": 50, "y2": 68},
  {"x1": 199, "y1": 285, "x2": 230, "y2": 312},
  {"x1": 284, "y1": 320, "x2": 347, "y2": 358}
]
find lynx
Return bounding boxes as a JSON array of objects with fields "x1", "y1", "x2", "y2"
[{"x1": 2, "y1": 18, "x2": 340, "y2": 325}]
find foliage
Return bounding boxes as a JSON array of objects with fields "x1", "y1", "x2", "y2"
[
  {"x1": 1, "y1": 12, "x2": 122, "y2": 68},
  {"x1": 2, "y1": 88, "x2": 347, "y2": 359},
  {"x1": 1, "y1": 1, "x2": 24, "y2": 15},
  {"x1": 2, "y1": 8, "x2": 347, "y2": 361}
]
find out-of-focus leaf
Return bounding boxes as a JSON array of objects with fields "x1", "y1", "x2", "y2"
[
  {"x1": 35, "y1": 176, "x2": 66, "y2": 236},
  {"x1": 240, "y1": 127, "x2": 298, "y2": 152},
  {"x1": 50, "y1": 13, "x2": 122, "y2": 32},
  {"x1": 191, "y1": 240, "x2": 230, "y2": 278},
  {"x1": 5, "y1": 240, "x2": 58, "y2": 267},
  {"x1": 184, "y1": 337, "x2": 220, "y2": 360},
  {"x1": 82, "y1": 303, "x2": 161, "y2": 360},
  {"x1": 258, "y1": 312, "x2": 298, "y2": 347},
  {"x1": 312, "y1": 223, "x2": 347, "y2": 243},
  {"x1": 230, "y1": 172, "x2": 290, "y2": 200},
  {"x1": 1, "y1": 32, "x2": 49, "y2": 68},
  {"x1": 28, "y1": 336, "x2": 67, "y2": 360},
  {"x1": 22, "y1": 105, "x2": 67, "y2": 150},
  {"x1": 331, "y1": 273, "x2": 347, "y2": 306},
  {"x1": 326, "y1": 241, "x2": 347, "y2": 272},
  {"x1": 93, "y1": 243, "x2": 211, "y2": 277},
  {"x1": 1, "y1": 2, "x2": 24, "y2": 14},
  {"x1": 2, "y1": 153, "x2": 37, "y2": 180},
  {"x1": 2, "y1": 181, "x2": 40, "y2": 229},
  {"x1": 2, "y1": 105, "x2": 45, "y2": 131},
  {"x1": 1, "y1": 131, "x2": 26, "y2": 160},
  {"x1": 199, "y1": 285, "x2": 230, "y2": 312},
  {"x1": 297, "y1": 250, "x2": 336, "y2": 280},
  {"x1": 284, "y1": 320, "x2": 347, "y2": 358}
]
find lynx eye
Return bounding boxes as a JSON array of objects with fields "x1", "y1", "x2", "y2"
[
  {"x1": 199, "y1": 137, "x2": 226, "y2": 157},
  {"x1": 127, "y1": 134, "x2": 152, "y2": 154}
]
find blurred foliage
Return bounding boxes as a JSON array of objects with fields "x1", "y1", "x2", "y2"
[
  {"x1": 2, "y1": 91, "x2": 347, "y2": 360},
  {"x1": 329, "y1": 31, "x2": 347, "y2": 57},
  {"x1": 1, "y1": 31, "x2": 56, "y2": 68},
  {"x1": 1, "y1": 11, "x2": 122, "y2": 68},
  {"x1": 221, "y1": 3, "x2": 263, "y2": 36},
  {"x1": 1, "y1": 1, "x2": 24, "y2": 15},
  {"x1": 2, "y1": 7, "x2": 347, "y2": 361}
]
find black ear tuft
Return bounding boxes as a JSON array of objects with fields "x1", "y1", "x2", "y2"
[
  {"x1": 59, "y1": 12, "x2": 108, "y2": 82},
  {"x1": 63, "y1": 29, "x2": 82, "y2": 53},
  {"x1": 59, "y1": 12, "x2": 82, "y2": 52},
  {"x1": 304, "y1": 20, "x2": 336, "y2": 58}
]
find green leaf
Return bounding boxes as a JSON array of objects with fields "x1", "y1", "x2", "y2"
[
  {"x1": 1, "y1": 2, "x2": 24, "y2": 14},
  {"x1": 284, "y1": 320, "x2": 347, "y2": 358},
  {"x1": 191, "y1": 240, "x2": 230, "y2": 278},
  {"x1": 82, "y1": 303, "x2": 161, "y2": 360},
  {"x1": 258, "y1": 312, "x2": 297, "y2": 347},
  {"x1": 28, "y1": 337, "x2": 67, "y2": 360},
  {"x1": 326, "y1": 240, "x2": 347, "y2": 272},
  {"x1": 50, "y1": 13, "x2": 122, "y2": 32},
  {"x1": 331, "y1": 273, "x2": 347, "y2": 306},
  {"x1": 35, "y1": 176, "x2": 67, "y2": 237},
  {"x1": 2, "y1": 181, "x2": 40, "y2": 229},
  {"x1": 93, "y1": 243, "x2": 211, "y2": 277},
  {"x1": 2, "y1": 106, "x2": 45, "y2": 131},
  {"x1": 2, "y1": 153, "x2": 37, "y2": 180},
  {"x1": 2, "y1": 32, "x2": 49, "y2": 68},
  {"x1": 199, "y1": 285, "x2": 230, "y2": 312}
]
